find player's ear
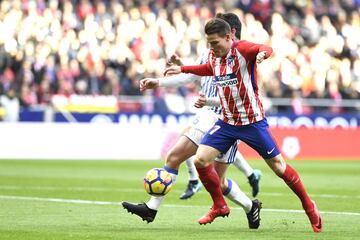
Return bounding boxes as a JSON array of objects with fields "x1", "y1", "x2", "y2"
[{"x1": 231, "y1": 28, "x2": 236, "y2": 38}]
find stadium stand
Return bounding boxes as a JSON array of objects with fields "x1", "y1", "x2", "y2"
[{"x1": 0, "y1": 0, "x2": 359, "y2": 118}]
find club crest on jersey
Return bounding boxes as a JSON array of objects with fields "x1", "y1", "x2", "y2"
[
  {"x1": 215, "y1": 73, "x2": 238, "y2": 87},
  {"x1": 227, "y1": 55, "x2": 234, "y2": 66}
]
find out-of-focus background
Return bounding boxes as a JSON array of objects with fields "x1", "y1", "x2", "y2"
[
  {"x1": 0, "y1": 0, "x2": 359, "y2": 160},
  {"x1": 0, "y1": 1, "x2": 360, "y2": 240}
]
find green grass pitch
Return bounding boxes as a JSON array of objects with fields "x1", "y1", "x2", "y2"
[{"x1": 0, "y1": 159, "x2": 359, "y2": 240}]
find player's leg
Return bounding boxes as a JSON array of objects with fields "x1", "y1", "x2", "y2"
[
  {"x1": 147, "y1": 134, "x2": 198, "y2": 209},
  {"x1": 215, "y1": 144, "x2": 261, "y2": 229},
  {"x1": 215, "y1": 161, "x2": 252, "y2": 211},
  {"x1": 215, "y1": 144, "x2": 253, "y2": 211},
  {"x1": 232, "y1": 150, "x2": 262, "y2": 197},
  {"x1": 122, "y1": 135, "x2": 198, "y2": 222},
  {"x1": 236, "y1": 119, "x2": 322, "y2": 232},
  {"x1": 194, "y1": 144, "x2": 230, "y2": 224},
  {"x1": 179, "y1": 156, "x2": 202, "y2": 199},
  {"x1": 265, "y1": 154, "x2": 322, "y2": 232},
  {"x1": 185, "y1": 156, "x2": 198, "y2": 182},
  {"x1": 175, "y1": 126, "x2": 201, "y2": 200},
  {"x1": 122, "y1": 164, "x2": 178, "y2": 223},
  {"x1": 179, "y1": 110, "x2": 219, "y2": 199},
  {"x1": 194, "y1": 120, "x2": 239, "y2": 224}
]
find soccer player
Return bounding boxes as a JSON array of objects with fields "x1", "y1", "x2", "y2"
[
  {"x1": 166, "y1": 57, "x2": 262, "y2": 200},
  {"x1": 123, "y1": 13, "x2": 262, "y2": 229},
  {"x1": 163, "y1": 17, "x2": 322, "y2": 232}
]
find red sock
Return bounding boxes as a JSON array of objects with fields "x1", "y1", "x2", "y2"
[
  {"x1": 197, "y1": 164, "x2": 227, "y2": 208},
  {"x1": 281, "y1": 164, "x2": 313, "y2": 212}
]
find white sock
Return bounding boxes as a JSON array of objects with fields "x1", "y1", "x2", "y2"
[
  {"x1": 146, "y1": 167, "x2": 178, "y2": 210},
  {"x1": 185, "y1": 157, "x2": 198, "y2": 181},
  {"x1": 223, "y1": 179, "x2": 252, "y2": 213},
  {"x1": 233, "y1": 151, "x2": 253, "y2": 177}
]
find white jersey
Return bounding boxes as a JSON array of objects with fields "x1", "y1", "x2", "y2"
[{"x1": 159, "y1": 50, "x2": 222, "y2": 114}]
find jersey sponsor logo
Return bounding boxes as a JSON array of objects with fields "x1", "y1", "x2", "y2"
[{"x1": 215, "y1": 73, "x2": 238, "y2": 87}]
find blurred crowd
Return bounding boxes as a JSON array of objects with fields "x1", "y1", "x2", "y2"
[{"x1": 0, "y1": 0, "x2": 359, "y2": 118}]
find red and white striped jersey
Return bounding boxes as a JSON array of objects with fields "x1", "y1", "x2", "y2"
[{"x1": 181, "y1": 40, "x2": 273, "y2": 126}]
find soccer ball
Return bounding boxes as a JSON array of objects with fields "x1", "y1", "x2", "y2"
[{"x1": 144, "y1": 168, "x2": 173, "y2": 196}]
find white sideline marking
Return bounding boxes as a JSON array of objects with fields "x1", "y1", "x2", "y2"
[
  {"x1": 0, "y1": 195, "x2": 360, "y2": 216},
  {"x1": 1, "y1": 185, "x2": 359, "y2": 200},
  {"x1": 0, "y1": 195, "x2": 114, "y2": 205}
]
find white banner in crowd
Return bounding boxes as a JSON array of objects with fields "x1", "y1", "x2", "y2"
[
  {"x1": 0, "y1": 122, "x2": 178, "y2": 160},
  {"x1": 1, "y1": 120, "x2": 359, "y2": 160}
]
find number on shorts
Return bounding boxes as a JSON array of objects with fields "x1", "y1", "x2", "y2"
[
  {"x1": 192, "y1": 117, "x2": 199, "y2": 125},
  {"x1": 209, "y1": 125, "x2": 221, "y2": 135}
]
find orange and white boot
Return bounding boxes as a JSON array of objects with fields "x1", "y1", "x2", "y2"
[{"x1": 198, "y1": 205, "x2": 230, "y2": 225}]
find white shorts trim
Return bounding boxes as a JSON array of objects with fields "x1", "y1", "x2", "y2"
[
  {"x1": 185, "y1": 109, "x2": 238, "y2": 164},
  {"x1": 184, "y1": 128, "x2": 238, "y2": 165},
  {"x1": 189, "y1": 108, "x2": 219, "y2": 133},
  {"x1": 183, "y1": 127, "x2": 205, "y2": 146}
]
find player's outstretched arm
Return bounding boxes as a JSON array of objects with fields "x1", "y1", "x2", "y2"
[
  {"x1": 139, "y1": 78, "x2": 159, "y2": 91},
  {"x1": 256, "y1": 51, "x2": 268, "y2": 64},
  {"x1": 160, "y1": 73, "x2": 200, "y2": 88},
  {"x1": 194, "y1": 93, "x2": 207, "y2": 108},
  {"x1": 194, "y1": 94, "x2": 221, "y2": 108},
  {"x1": 166, "y1": 54, "x2": 183, "y2": 67},
  {"x1": 204, "y1": 96, "x2": 221, "y2": 107},
  {"x1": 164, "y1": 63, "x2": 212, "y2": 77},
  {"x1": 164, "y1": 65, "x2": 182, "y2": 76},
  {"x1": 180, "y1": 63, "x2": 213, "y2": 76},
  {"x1": 237, "y1": 41, "x2": 273, "y2": 63},
  {"x1": 140, "y1": 73, "x2": 201, "y2": 91}
]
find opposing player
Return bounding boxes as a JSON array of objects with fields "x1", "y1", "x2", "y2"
[
  {"x1": 123, "y1": 13, "x2": 262, "y2": 229},
  {"x1": 164, "y1": 17, "x2": 322, "y2": 232}
]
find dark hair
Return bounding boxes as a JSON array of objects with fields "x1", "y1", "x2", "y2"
[
  {"x1": 204, "y1": 18, "x2": 231, "y2": 37},
  {"x1": 215, "y1": 13, "x2": 242, "y2": 39}
]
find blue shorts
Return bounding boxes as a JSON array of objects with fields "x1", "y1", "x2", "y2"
[{"x1": 201, "y1": 119, "x2": 280, "y2": 159}]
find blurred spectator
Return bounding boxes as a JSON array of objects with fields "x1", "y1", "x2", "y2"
[
  {"x1": 0, "y1": 86, "x2": 20, "y2": 121},
  {"x1": 0, "y1": 0, "x2": 358, "y2": 114}
]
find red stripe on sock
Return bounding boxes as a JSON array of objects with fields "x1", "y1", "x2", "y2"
[{"x1": 197, "y1": 164, "x2": 227, "y2": 208}]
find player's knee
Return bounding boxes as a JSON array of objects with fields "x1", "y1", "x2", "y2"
[
  {"x1": 194, "y1": 156, "x2": 209, "y2": 168},
  {"x1": 273, "y1": 167, "x2": 283, "y2": 177},
  {"x1": 267, "y1": 155, "x2": 286, "y2": 176}
]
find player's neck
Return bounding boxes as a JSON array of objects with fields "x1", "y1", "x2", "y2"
[
  {"x1": 223, "y1": 41, "x2": 234, "y2": 57},
  {"x1": 231, "y1": 39, "x2": 238, "y2": 48}
]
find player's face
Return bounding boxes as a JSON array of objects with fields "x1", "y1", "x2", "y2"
[{"x1": 206, "y1": 33, "x2": 231, "y2": 57}]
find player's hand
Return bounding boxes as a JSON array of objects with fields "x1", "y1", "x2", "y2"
[
  {"x1": 256, "y1": 51, "x2": 267, "y2": 64},
  {"x1": 139, "y1": 78, "x2": 159, "y2": 91},
  {"x1": 194, "y1": 93, "x2": 207, "y2": 108},
  {"x1": 165, "y1": 54, "x2": 183, "y2": 68},
  {"x1": 164, "y1": 65, "x2": 181, "y2": 76}
]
